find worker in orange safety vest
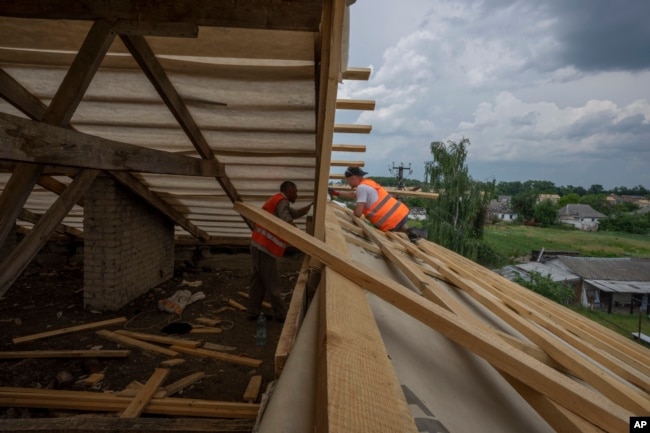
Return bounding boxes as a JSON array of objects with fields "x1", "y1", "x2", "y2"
[
  {"x1": 329, "y1": 166, "x2": 419, "y2": 241},
  {"x1": 248, "y1": 181, "x2": 312, "y2": 321}
]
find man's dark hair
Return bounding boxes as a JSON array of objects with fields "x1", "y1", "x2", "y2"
[{"x1": 280, "y1": 180, "x2": 297, "y2": 193}]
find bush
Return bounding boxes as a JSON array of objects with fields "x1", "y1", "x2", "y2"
[{"x1": 513, "y1": 271, "x2": 575, "y2": 304}]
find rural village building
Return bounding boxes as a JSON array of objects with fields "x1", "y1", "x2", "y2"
[{"x1": 558, "y1": 203, "x2": 606, "y2": 231}]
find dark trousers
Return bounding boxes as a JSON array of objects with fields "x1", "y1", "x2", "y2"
[{"x1": 248, "y1": 245, "x2": 287, "y2": 319}]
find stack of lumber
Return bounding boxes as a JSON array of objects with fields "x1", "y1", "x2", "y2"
[{"x1": 236, "y1": 201, "x2": 650, "y2": 433}]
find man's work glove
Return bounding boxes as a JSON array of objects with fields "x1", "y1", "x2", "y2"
[{"x1": 328, "y1": 187, "x2": 340, "y2": 197}]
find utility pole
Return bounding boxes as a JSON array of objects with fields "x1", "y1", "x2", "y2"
[{"x1": 389, "y1": 162, "x2": 412, "y2": 190}]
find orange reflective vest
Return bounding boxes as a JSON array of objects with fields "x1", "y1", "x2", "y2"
[
  {"x1": 361, "y1": 179, "x2": 409, "y2": 231},
  {"x1": 250, "y1": 193, "x2": 288, "y2": 257}
]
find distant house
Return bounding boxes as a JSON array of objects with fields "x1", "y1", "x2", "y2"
[
  {"x1": 537, "y1": 194, "x2": 560, "y2": 204},
  {"x1": 488, "y1": 196, "x2": 517, "y2": 222},
  {"x1": 557, "y1": 204, "x2": 606, "y2": 231},
  {"x1": 409, "y1": 207, "x2": 427, "y2": 221},
  {"x1": 606, "y1": 194, "x2": 650, "y2": 206},
  {"x1": 636, "y1": 204, "x2": 650, "y2": 215},
  {"x1": 499, "y1": 256, "x2": 650, "y2": 313},
  {"x1": 559, "y1": 256, "x2": 650, "y2": 313}
]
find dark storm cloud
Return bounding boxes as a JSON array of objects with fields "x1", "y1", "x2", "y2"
[{"x1": 545, "y1": 0, "x2": 650, "y2": 71}]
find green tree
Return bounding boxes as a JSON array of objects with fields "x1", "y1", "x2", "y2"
[
  {"x1": 511, "y1": 191, "x2": 539, "y2": 222},
  {"x1": 533, "y1": 199, "x2": 558, "y2": 226},
  {"x1": 424, "y1": 138, "x2": 499, "y2": 266},
  {"x1": 557, "y1": 193, "x2": 580, "y2": 208},
  {"x1": 579, "y1": 194, "x2": 610, "y2": 215}
]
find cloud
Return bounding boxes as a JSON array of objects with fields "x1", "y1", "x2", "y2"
[{"x1": 338, "y1": 0, "x2": 650, "y2": 188}]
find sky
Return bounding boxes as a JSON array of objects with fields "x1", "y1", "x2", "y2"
[{"x1": 334, "y1": 0, "x2": 650, "y2": 190}]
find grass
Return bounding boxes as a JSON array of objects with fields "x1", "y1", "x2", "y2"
[
  {"x1": 483, "y1": 223, "x2": 650, "y2": 349},
  {"x1": 568, "y1": 305, "x2": 650, "y2": 349},
  {"x1": 483, "y1": 224, "x2": 650, "y2": 260}
]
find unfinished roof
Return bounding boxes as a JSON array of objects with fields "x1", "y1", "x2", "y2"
[{"x1": 0, "y1": 0, "x2": 368, "y2": 247}]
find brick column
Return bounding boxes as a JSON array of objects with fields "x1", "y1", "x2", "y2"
[{"x1": 84, "y1": 175, "x2": 174, "y2": 311}]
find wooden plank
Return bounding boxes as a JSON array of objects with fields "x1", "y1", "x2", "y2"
[
  {"x1": 114, "y1": 330, "x2": 202, "y2": 348},
  {"x1": 415, "y1": 242, "x2": 650, "y2": 414},
  {"x1": 0, "y1": 350, "x2": 129, "y2": 359},
  {"x1": 169, "y1": 345, "x2": 262, "y2": 368},
  {"x1": 233, "y1": 201, "x2": 632, "y2": 433},
  {"x1": 335, "y1": 99, "x2": 375, "y2": 110},
  {"x1": 79, "y1": 373, "x2": 104, "y2": 387},
  {"x1": 0, "y1": 387, "x2": 260, "y2": 418},
  {"x1": 97, "y1": 330, "x2": 179, "y2": 357},
  {"x1": 0, "y1": 0, "x2": 322, "y2": 32},
  {"x1": 120, "y1": 368, "x2": 170, "y2": 418},
  {"x1": 333, "y1": 124, "x2": 372, "y2": 134},
  {"x1": 331, "y1": 144, "x2": 366, "y2": 152},
  {"x1": 159, "y1": 359, "x2": 185, "y2": 368},
  {"x1": 237, "y1": 291, "x2": 271, "y2": 309},
  {"x1": 317, "y1": 204, "x2": 418, "y2": 433},
  {"x1": 228, "y1": 299, "x2": 247, "y2": 311},
  {"x1": 275, "y1": 256, "x2": 312, "y2": 377},
  {"x1": 161, "y1": 372, "x2": 205, "y2": 398},
  {"x1": 0, "y1": 113, "x2": 224, "y2": 177},
  {"x1": 12, "y1": 317, "x2": 127, "y2": 344},
  {"x1": 194, "y1": 317, "x2": 223, "y2": 327},
  {"x1": 189, "y1": 327, "x2": 223, "y2": 334},
  {"x1": 18, "y1": 209, "x2": 84, "y2": 238},
  {"x1": 0, "y1": 417, "x2": 255, "y2": 432},
  {"x1": 242, "y1": 375, "x2": 262, "y2": 403},
  {"x1": 342, "y1": 68, "x2": 371, "y2": 81}
]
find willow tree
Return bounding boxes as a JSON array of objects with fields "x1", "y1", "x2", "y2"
[{"x1": 425, "y1": 138, "x2": 497, "y2": 265}]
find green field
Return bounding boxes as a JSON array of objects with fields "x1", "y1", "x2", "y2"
[{"x1": 484, "y1": 224, "x2": 650, "y2": 260}]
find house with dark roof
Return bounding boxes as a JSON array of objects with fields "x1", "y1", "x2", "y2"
[
  {"x1": 558, "y1": 256, "x2": 650, "y2": 314},
  {"x1": 488, "y1": 196, "x2": 517, "y2": 222},
  {"x1": 557, "y1": 204, "x2": 606, "y2": 231}
]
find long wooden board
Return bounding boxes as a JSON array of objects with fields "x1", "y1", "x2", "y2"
[{"x1": 12, "y1": 317, "x2": 127, "y2": 344}]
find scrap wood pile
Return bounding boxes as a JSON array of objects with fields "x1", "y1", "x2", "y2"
[
  {"x1": 0, "y1": 316, "x2": 264, "y2": 421},
  {"x1": 235, "y1": 201, "x2": 650, "y2": 433}
]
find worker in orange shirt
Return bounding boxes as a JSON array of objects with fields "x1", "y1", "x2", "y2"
[{"x1": 329, "y1": 166, "x2": 418, "y2": 241}]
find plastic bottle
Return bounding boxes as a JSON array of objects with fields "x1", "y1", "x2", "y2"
[{"x1": 255, "y1": 312, "x2": 267, "y2": 346}]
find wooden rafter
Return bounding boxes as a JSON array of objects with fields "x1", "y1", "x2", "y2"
[
  {"x1": 119, "y1": 34, "x2": 247, "y2": 230},
  {"x1": 0, "y1": 0, "x2": 322, "y2": 32},
  {"x1": 234, "y1": 200, "x2": 634, "y2": 433}
]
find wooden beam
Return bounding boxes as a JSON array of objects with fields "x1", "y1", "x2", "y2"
[
  {"x1": 12, "y1": 317, "x2": 127, "y2": 344},
  {"x1": 0, "y1": 113, "x2": 224, "y2": 177},
  {"x1": 331, "y1": 144, "x2": 366, "y2": 152},
  {"x1": 335, "y1": 99, "x2": 375, "y2": 110},
  {"x1": 42, "y1": 20, "x2": 115, "y2": 126},
  {"x1": 97, "y1": 330, "x2": 179, "y2": 357},
  {"x1": 341, "y1": 68, "x2": 371, "y2": 81},
  {"x1": 0, "y1": 387, "x2": 260, "y2": 418},
  {"x1": 0, "y1": 417, "x2": 256, "y2": 432},
  {"x1": 334, "y1": 124, "x2": 372, "y2": 134},
  {"x1": 114, "y1": 330, "x2": 203, "y2": 348},
  {"x1": 312, "y1": 0, "x2": 346, "y2": 241},
  {"x1": 169, "y1": 345, "x2": 262, "y2": 368},
  {"x1": 161, "y1": 372, "x2": 205, "y2": 398},
  {"x1": 0, "y1": 350, "x2": 130, "y2": 359},
  {"x1": 120, "y1": 368, "x2": 170, "y2": 418},
  {"x1": 242, "y1": 375, "x2": 262, "y2": 403},
  {"x1": 0, "y1": 0, "x2": 322, "y2": 32},
  {"x1": 316, "y1": 204, "x2": 418, "y2": 432},
  {"x1": 19, "y1": 209, "x2": 82, "y2": 237},
  {"x1": 0, "y1": 163, "x2": 43, "y2": 248},
  {"x1": 0, "y1": 68, "x2": 47, "y2": 119},
  {"x1": 329, "y1": 160, "x2": 364, "y2": 167},
  {"x1": 233, "y1": 201, "x2": 631, "y2": 433},
  {"x1": 119, "y1": 34, "x2": 247, "y2": 227},
  {"x1": 112, "y1": 19, "x2": 198, "y2": 37},
  {"x1": 0, "y1": 169, "x2": 100, "y2": 297}
]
